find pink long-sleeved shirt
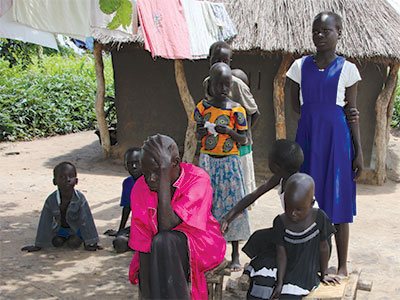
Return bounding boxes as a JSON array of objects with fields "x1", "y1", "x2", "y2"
[{"x1": 129, "y1": 163, "x2": 226, "y2": 300}]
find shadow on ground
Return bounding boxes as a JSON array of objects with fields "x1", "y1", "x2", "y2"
[
  {"x1": 0, "y1": 204, "x2": 137, "y2": 300},
  {"x1": 43, "y1": 141, "x2": 125, "y2": 178}
]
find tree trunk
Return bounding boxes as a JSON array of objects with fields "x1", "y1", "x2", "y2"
[
  {"x1": 374, "y1": 63, "x2": 399, "y2": 185},
  {"x1": 273, "y1": 53, "x2": 293, "y2": 139},
  {"x1": 94, "y1": 41, "x2": 111, "y2": 158},
  {"x1": 174, "y1": 60, "x2": 197, "y2": 163}
]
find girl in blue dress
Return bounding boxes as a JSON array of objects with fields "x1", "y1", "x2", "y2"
[{"x1": 286, "y1": 11, "x2": 363, "y2": 276}]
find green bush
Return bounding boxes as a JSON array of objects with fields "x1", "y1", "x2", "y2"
[
  {"x1": 392, "y1": 76, "x2": 400, "y2": 128},
  {"x1": 0, "y1": 52, "x2": 114, "y2": 141}
]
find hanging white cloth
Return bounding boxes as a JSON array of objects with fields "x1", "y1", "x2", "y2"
[
  {"x1": 200, "y1": 1, "x2": 237, "y2": 42},
  {"x1": 181, "y1": 0, "x2": 216, "y2": 59},
  {"x1": 0, "y1": 2, "x2": 58, "y2": 50},
  {"x1": 12, "y1": 0, "x2": 91, "y2": 41}
]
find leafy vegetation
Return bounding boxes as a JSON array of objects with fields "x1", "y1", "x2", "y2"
[
  {"x1": 0, "y1": 38, "x2": 40, "y2": 69},
  {"x1": 99, "y1": 0, "x2": 132, "y2": 30},
  {"x1": 0, "y1": 48, "x2": 114, "y2": 141},
  {"x1": 392, "y1": 76, "x2": 400, "y2": 128}
]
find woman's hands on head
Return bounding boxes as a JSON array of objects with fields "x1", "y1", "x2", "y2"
[{"x1": 144, "y1": 134, "x2": 177, "y2": 170}]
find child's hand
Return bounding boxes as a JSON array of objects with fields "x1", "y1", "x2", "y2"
[
  {"x1": 321, "y1": 274, "x2": 341, "y2": 285},
  {"x1": 269, "y1": 282, "x2": 282, "y2": 299},
  {"x1": 352, "y1": 153, "x2": 364, "y2": 181},
  {"x1": 219, "y1": 216, "x2": 229, "y2": 234},
  {"x1": 103, "y1": 229, "x2": 118, "y2": 236},
  {"x1": 197, "y1": 127, "x2": 208, "y2": 136},
  {"x1": 84, "y1": 243, "x2": 104, "y2": 251},
  {"x1": 344, "y1": 101, "x2": 359, "y2": 123},
  {"x1": 215, "y1": 125, "x2": 230, "y2": 135},
  {"x1": 21, "y1": 245, "x2": 41, "y2": 252}
]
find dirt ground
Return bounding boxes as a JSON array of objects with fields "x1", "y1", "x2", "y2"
[{"x1": 0, "y1": 130, "x2": 399, "y2": 300}]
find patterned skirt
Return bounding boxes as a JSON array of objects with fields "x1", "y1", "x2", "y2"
[{"x1": 199, "y1": 153, "x2": 250, "y2": 241}]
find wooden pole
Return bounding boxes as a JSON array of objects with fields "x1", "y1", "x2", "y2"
[
  {"x1": 273, "y1": 53, "x2": 293, "y2": 139},
  {"x1": 174, "y1": 60, "x2": 197, "y2": 163},
  {"x1": 94, "y1": 41, "x2": 111, "y2": 158},
  {"x1": 373, "y1": 63, "x2": 399, "y2": 185},
  {"x1": 386, "y1": 66, "x2": 399, "y2": 146}
]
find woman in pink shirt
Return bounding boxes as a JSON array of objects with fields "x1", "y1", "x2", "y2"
[{"x1": 128, "y1": 134, "x2": 226, "y2": 300}]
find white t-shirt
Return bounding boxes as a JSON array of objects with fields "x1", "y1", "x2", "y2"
[{"x1": 286, "y1": 57, "x2": 361, "y2": 107}]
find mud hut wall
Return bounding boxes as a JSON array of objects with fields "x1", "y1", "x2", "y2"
[
  {"x1": 111, "y1": 45, "x2": 211, "y2": 152},
  {"x1": 284, "y1": 60, "x2": 387, "y2": 169},
  {"x1": 112, "y1": 46, "x2": 187, "y2": 149},
  {"x1": 232, "y1": 53, "x2": 282, "y2": 173},
  {"x1": 112, "y1": 46, "x2": 386, "y2": 174},
  {"x1": 356, "y1": 62, "x2": 387, "y2": 168}
]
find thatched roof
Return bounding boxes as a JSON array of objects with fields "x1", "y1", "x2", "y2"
[
  {"x1": 224, "y1": 0, "x2": 400, "y2": 62},
  {"x1": 101, "y1": 0, "x2": 400, "y2": 62}
]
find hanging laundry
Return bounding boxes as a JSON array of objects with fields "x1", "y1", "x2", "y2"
[
  {"x1": 12, "y1": 0, "x2": 91, "y2": 41},
  {"x1": 210, "y1": 2, "x2": 237, "y2": 41},
  {"x1": 0, "y1": 0, "x2": 12, "y2": 18},
  {"x1": 137, "y1": 0, "x2": 191, "y2": 59},
  {"x1": 181, "y1": 0, "x2": 216, "y2": 59},
  {"x1": 201, "y1": 1, "x2": 220, "y2": 43},
  {"x1": 201, "y1": 1, "x2": 237, "y2": 42},
  {"x1": 0, "y1": 3, "x2": 58, "y2": 50},
  {"x1": 72, "y1": 37, "x2": 94, "y2": 51},
  {"x1": 85, "y1": 37, "x2": 94, "y2": 51},
  {"x1": 90, "y1": 0, "x2": 139, "y2": 44}
]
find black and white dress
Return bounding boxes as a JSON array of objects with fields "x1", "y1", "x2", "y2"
[{"x1": 244, "y1": 209, "x2": 335, "y2": 300}]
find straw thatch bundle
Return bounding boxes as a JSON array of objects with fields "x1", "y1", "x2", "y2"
[{"x1": 97, "y1": 0, "x2": 400, "y2": 63}]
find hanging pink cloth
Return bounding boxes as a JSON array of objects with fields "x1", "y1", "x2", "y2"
[
  {"x1": 137, "y1": 0, "x2": 192, "y2": 59},
  {"x1": 129, "y1": 163, "x2": 226, "y2": 300}
]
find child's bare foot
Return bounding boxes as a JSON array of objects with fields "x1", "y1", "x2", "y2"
[
  {"x1": 337, "y1": 266, "x2": 348, "y2": 277},
  {"x1": 103, "y1": 229, "x2": 118, "y2": 236},
  {"x1": 84, "y1": 243, "x2": 103, "y2": 251},
  {"x1": 230, "y1": 262, "x2": 242, "y2": 272},
  {"x1": 66, "y1": 235, "x2": 82, "y2": 249},
  {"x1": 230, "y1": 256, "x2": 242, "y2": 272},
  {"x1": 327, "y1": 266, "x2": 337, "y2": 274},
  {"x1": 52, "y1": 236, "x2": 66, "y2": 247},
  {"x1": 230, "y1": 241, "x2": 242, "y2": 271},
  {"x1": 21, "y1": 245, "x2": 41, "y2": 252}
]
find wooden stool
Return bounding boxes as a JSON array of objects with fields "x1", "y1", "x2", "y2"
[{"x1": 205, "y1": 259, "x2": 231, "y2": 300}]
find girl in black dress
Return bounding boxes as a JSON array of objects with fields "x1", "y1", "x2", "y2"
[{"x1": 244, "y1": 174, "x2": 340, "y2": 299}]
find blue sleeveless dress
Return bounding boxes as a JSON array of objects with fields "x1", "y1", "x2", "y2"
[{"x1": 295, "y1": 55, "x2": 356, "y2": 224}]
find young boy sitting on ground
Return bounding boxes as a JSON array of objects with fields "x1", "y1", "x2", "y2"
[
  {"x1": 21, "y1": 162, "x2": 102, "y2": 252},
  {"x1": 104, "y1": 147, "x2": 142, "y2": 253}
]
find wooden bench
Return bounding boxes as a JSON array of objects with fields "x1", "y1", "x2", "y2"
[
  {"x1": 226, "y1": 268, "x2": 372, "y2": 300},
  {"x1": 205, "y1": 259, "x2": 231, "y2": 300},
  {"x1": 304, "y1": 269, "x2": 372, "y2": 300}
]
